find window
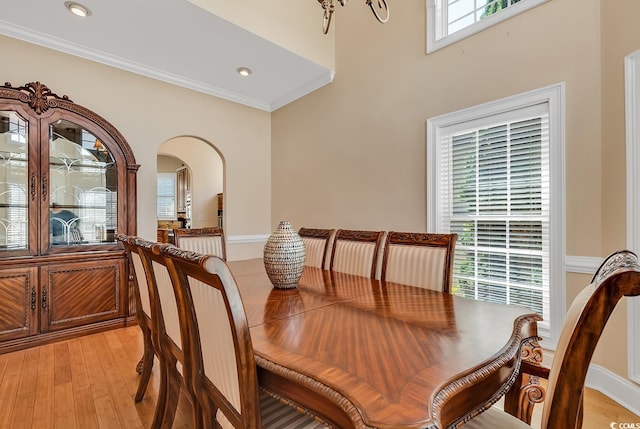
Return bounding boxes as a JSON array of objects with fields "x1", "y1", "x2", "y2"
[
  {"x1": 157, "y1": 172, "x2": 176, "y2": 220},
  {"x1": 427, "y1": 0, "x2": 547, "y2": 53},
  {"x1": 427, "y1": 83, "x2": 564, "y2": 343}
]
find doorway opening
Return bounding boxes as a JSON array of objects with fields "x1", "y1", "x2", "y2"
[{"x1": 156, "y1": 137, "x2": 224, "y2": 242}]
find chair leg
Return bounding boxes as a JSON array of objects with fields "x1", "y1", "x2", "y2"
[
  {"x1": 191, "y1": 398, "x2": 204, "y2": 429},
  {"x1": 151, "y1": 361, "x2": 170, "y2": 429},
  {"x1": 134, "y1": 329, "x2": 155, "y2": 402},
  {"x1": 160, "y1": 366, "x2": 181, "y2": 429}
]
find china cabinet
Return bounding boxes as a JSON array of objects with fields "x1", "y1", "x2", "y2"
[{"x1": 0, "y1": 82, "x2": 138, "y2": 353}]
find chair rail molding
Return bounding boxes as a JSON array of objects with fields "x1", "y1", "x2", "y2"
[
  {"x1": 227, "y1": 234, "x2": 270, "y2": 244},
  {"x1": 564, "y1": 255, "x2": 603, "y2": 274},
  {"x1": 625, "y1": 48, "x2": 640, "y2": 384}
]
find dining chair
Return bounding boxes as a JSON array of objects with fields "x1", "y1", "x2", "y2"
[
  {"x1": 173, "y1": 226, "x2": 226, "y2": 260},
  {"x1": 135, "y1": 239, "x2": 200, "y2": 429},
  {"x1": 298, "y1": 227, "x2": 335, "y2": 269},
  {"x1": 161, "y1": 246, "x2": 331, "y2": 428},
  {"x1": 462, "y1": 249, "x2": 640, "y2": 429},
  {"x1": 329, "y1": 229, "x2": 385, "y2": 278},
  {"x1": 380, "y1": 231, "x2": 457, "y2": 292},
  {"x1": 116, "y1": 234, "x2": 156, "y2": 402}
]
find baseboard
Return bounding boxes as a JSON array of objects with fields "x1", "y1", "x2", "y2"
[{"x1": 586, "y1": 363, "x2": 640, "y2": 417}]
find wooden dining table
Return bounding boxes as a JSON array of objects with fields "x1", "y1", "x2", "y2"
[{"x1": 226, "y1": 259, "x2": 541, "y2": 429}]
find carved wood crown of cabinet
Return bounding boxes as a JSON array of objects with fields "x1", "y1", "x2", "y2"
[
  {"x1": 0, "y1": 81, "x2": 139, "y2": 354},
  {"x1": 1, "y1": 81, "x2": 137, "y2": 164}
]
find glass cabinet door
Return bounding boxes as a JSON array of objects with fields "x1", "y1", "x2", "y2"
[
  {"x1": 0, "y1": 110, "x2": 29, "y2": 253},
  {"x1": 48, "y1": 119, "x2": 117, "y2": 248}
]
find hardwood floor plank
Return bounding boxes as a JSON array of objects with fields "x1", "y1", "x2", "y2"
[
  {"x1": 68, "y1": 338, "x2": 99, "y2": 429},
  {"x1": 79, "y1": 334, "x2": 121, "y2": 428},
  {"x1": 31, "y1": 344, "x2": 54, "y2": 429},
  {"x1": 10, "y1": 348, "x2": 39, "y2": 429},
  {"x1": 93, "y1": 330, "x2": 145, "y2": 428},
  {"x1": 93, "y1": 394, "x2": 124, "y2": 429},
  {"x1": 0, "y1": 350, "x2": 25, "y2": 428},
  {"x1": 53, "y1": 342, "x2": 72, "y2": 386},
  {"x1": 0, "y1": 352, "x2": 9, "y2": 386},
  {"x1": 107, "y1": 327, "x2": 194, "y2": 428},
  {"x1": 109, "y1": 327, "x2": 160, "y2": 425},
  {"x1": 53, "y1": 382, "x2": 76, "y2": 429}
]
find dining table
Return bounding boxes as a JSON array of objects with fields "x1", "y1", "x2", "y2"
[{"x1": 226, "y1": 258, "x2": 542, "y2": 429}]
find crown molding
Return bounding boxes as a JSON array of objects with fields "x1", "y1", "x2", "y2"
[{"x1": 0, "y1": 20, "x2": 333, "y2": 112}]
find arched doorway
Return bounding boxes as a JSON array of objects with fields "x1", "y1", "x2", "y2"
[{"x1": 157, "y1": 137, "x2": 224, "y2": 233}]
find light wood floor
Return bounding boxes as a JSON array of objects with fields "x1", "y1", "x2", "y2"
[{"x1": 0, "y1": 326, "x2": 638, "y2": 428}]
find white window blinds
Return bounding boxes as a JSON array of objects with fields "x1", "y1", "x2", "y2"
[
  {"x1": 157, "y1": 173, "x2": 176, "y2": 220},
  {"x1": 438, "y1": 103, "x2": 550, "y2": 330}
]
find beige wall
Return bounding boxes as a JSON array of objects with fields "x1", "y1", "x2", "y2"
[
  {"x1": 596, "y1": 0, "x2": 640, "y2": 376},
  {"x1": 0, "y1": 35, "x2": 271, "y2": 259},
  {"x1": 271, "y1": 0, "x2": 638, "y2": 383},
  {"x1": 273, "y1": 0, "x2": 602, "y2": 246},
  {"x1": 157, "y1": 154, "x2": 183, "y2": 172}
]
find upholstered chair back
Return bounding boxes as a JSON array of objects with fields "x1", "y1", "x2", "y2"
[
  {"x1": 298, "y1": 228, "x2": 335, "y2": 269},
  {"x1": 163, "y1": 248, "x2": 258, "y2": 427},
  {"x1": 116, "y1": 234, "x2": 156, "y2": 403},
  {"x1": 330, "y1": 229, "x2": 385, "y2": 278},
  {"x1": 463, "y1": 250, "x2": 640, "y2": 429},
  {"x1": 163, "y1": 247, "x2": 330, "y2": 429},
  {"x1": 135, "y1": 240, "x2": 192, "y2": 427},
  {"x1": 540, "y1": 251, "x2": 640, "y2": 427},
  {"x1": 174, "y1": 227, "x2": 226, "y2": 260},
  {"x1": 381, "y1": 232, "x2": 457, "y2": 292},
  {"x1": 131, "y1": 250, "x2": 152, "y2": 319}
]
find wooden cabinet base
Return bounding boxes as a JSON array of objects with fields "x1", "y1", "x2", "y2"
[{"x1": 0, "y1": 316, "x2": 136, "y2": 355}]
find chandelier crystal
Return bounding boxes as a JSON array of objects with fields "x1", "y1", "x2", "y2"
[{"x1": 318, "y1": 0, "x2": 389, "y2": 34}]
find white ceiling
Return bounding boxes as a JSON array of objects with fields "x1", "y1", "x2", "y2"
[{"x1": 0, "y1": 0, "x2": 334, "y2": 112}]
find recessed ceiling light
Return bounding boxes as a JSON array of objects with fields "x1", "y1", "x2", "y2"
[
  {"x1": 236, "y1": 67, "x2": 252, "y2": 77},
  {"x1": 65, "y1": 1, "x2": 91, "y2": 17}
]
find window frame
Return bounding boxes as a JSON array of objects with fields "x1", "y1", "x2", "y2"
[
  {"x1": 625, "y1": 49, "x2": 640, "y2": 383},
  {"x1": 427, "y1": 82, "x2": 565, "y2": 346},
  {"x1": 426, "y1": 0, "x2": 548, "y2": 54}
]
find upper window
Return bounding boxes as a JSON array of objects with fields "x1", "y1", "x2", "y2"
[
  {"x1": 427, "y1": 0, "x2": 547, "y2": 53},
  {"x1": 427, "y1": 83, "x2": 564, "y2": 345}
]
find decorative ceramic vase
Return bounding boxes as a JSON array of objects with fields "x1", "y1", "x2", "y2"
[{"x1": 263, "y1": 221, "x2": 306, "y2": 289}]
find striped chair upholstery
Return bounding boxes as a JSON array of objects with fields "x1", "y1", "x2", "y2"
[
  {"x1": 381, "y1": 232, "x2": 457, "y2": 292},
  {"x1": 116, "y1": 234, "x2": 155, "y2": 402},
  {"x1": 173, "y1": 226, "x2": 226, "y2": 260},
  {"x1": 330, "y1": 229, "x2": 385, "y2": 278},
  {"x1": 135, "y1": 239, "x2": 197, "y2": 429},
  {"x1": 298, "y1": 228, "x2": 335, "y2": 269},
  {"x1": 463, "y1": 250, "x2": 640, "y2": 429},
  {"x1": 162, "y1": 246, "x2": 330, "y2": 428}
]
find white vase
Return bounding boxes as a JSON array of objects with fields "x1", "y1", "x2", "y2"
[{"x1": 263, "y1": 221, "x2": 306, "y2": 289}]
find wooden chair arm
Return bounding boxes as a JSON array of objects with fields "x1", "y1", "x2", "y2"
[{"x1": 521, "y1": 360, "x2": 550, "y2": 379}]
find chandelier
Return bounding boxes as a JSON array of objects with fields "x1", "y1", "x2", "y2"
[{"x1": 318, "y1": 0, "x2": 389, "y2": 34}]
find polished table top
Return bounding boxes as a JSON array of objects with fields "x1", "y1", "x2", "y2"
[{"x1": 226, "y1": 259, "x2": 540, "y2": 429}]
